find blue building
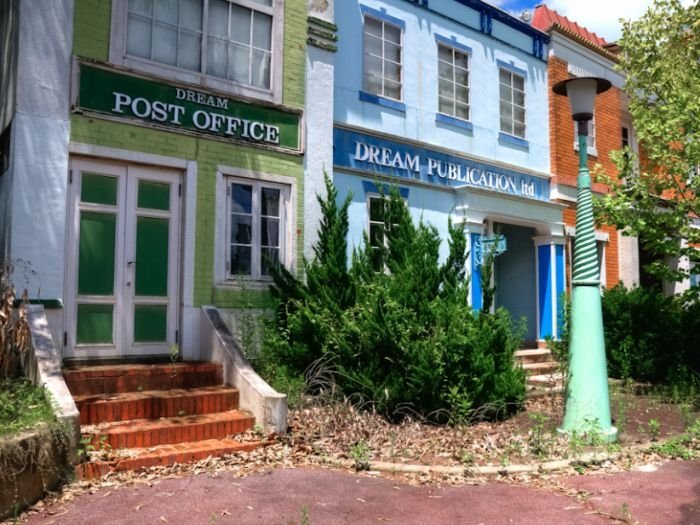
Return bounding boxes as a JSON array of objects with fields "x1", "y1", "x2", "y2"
[{"x1": 332, "y1": 0, "x2": 565, "y2": 345}]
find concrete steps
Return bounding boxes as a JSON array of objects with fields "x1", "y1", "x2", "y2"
[
  {"x1": 515, "y1": 348, "x2": 564, "y2": 393},
  {"x1": 64, "y1": 362, "x2": 259, "y2": 479}
]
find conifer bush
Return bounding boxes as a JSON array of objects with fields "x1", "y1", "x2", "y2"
[{"x1": 263, "y1": 176, "x2": 526, "y2": 422}]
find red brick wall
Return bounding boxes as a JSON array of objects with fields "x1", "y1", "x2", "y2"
[{"x1": 550, "y1": 56, "x2": 621, "y2": 288}]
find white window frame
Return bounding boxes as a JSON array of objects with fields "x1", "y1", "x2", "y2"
[
  {"x1": 498, "y1": 68, "x2": 526, "y2": 139},
  {"x1": 366, "y1": 193, "x2": 406, "y2": 271},
  {"x1": 574, "y1": 116, "x2": 598, "y2": 157},
  {"x1": 109, "y1": 0, "x2": 284, "y2": 104},
  {"x1": 362, "y1": 15, "x2": 403, "y2": 102},
  {"x1": 437, "y1": 43, "x2": 470, "y2": 122},
  {"x1": 214, "y1": 167, "x2": 294, "y2": 286}
]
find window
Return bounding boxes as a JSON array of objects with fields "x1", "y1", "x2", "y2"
[
  {"x1": 574, "y1": 116, "x2": 596, "y2": 153},
  {"x1": 368, "y1": 196, "x2": 387, "y2": 271},
  {"x1": 227, "y1": 178, "x2": 288, "y2": 278},
  {"x1": 499, "y1": 69, "x2": 525, "y2": 139},
  {"x1": 363, "y1": 16, "x2": 402, "y2": 101},
  {"x1": 437, "y1": 44, "x2": 470, "y2": 121},
  {"x1": 112, "y1": 0, "x2": 281, "y2": 101},
  {"x1": 621, "y1": 126, "x2": 629, "y2": 149}
]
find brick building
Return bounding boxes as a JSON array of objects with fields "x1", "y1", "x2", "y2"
[{"x1": 532, "y1": 4, "x2": 640, "y2": 291}]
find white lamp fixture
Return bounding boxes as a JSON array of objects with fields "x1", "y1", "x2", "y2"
[{"x1": 553, "y1": 77, "x2": 611, "y2": 122}]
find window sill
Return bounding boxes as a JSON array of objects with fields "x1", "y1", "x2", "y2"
[
  {"x1": 359, "y1": 91, "x2": 406, "y2": 112},
  {"x1": 216, "y1": 277, "x2": 274, "y2": 292},
  {"x1": 498, "y1": 132, "x2": 529, "y2": 150},
  {"x1": 436, "y1": 113, "x2": 473, "y2": 131},
  {"x1": 573, "y1": 143, "x2": 598, "y2": 158}
]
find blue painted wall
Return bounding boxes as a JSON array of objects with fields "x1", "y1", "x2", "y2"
[{"x1": 334, "y1": 0, "x2": 550, "y2": 175}]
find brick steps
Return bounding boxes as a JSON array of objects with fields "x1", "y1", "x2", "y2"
[
  {"x1": 516, "y1": 349, "x2": 564, "y2": 394},
  {"x1": 65, "y1": 362, "x2": 260, "y2": 480},
  {"x1": 63, "y1": 362, "x2": 222, "y2": 395},
  {"x1": 85, "y1": 410, "x2": 255, "y2": 450},
  {"x1": 75, "y1": 439, "x2": 264, "y2": 480},
  {"x1": 73, "y1": 386, "x2": 239, "y2": 425},
  {"x1": 514, "y1": 348, "x2": 553, "y2": 364}
]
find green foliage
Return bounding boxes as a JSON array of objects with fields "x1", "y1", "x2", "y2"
[
  {"x1": 0, "y1": 378, "x2": 56, "y2": 437},
  {"x1": 601, "y1": 285, "x2": 699, "y2": 387},
  {"x1": 350, "y1": 441, "x2": 371, "y2": 471},
  {"x1": 595, "y1": 0, "x2": 700, "y2": 289},
  {"x1": 264, "y1": 177, "x2": 526, "y2": 422}
]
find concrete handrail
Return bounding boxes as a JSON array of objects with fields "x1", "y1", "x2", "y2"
[
  {"x1": 24, "y1": 305, "x2": 81, "y2": 463},
  {"x1": 200, "y1": 305, "x2": 287, "y2": 434}
]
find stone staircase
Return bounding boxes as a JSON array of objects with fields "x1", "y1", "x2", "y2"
[
  {"x1": 63, "y1": 362, "x2": 261, "y2": 479},
  {"x1": 515, "y1": 348, "x2": 563, "y2": 393}
]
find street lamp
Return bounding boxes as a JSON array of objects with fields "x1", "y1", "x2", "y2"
[{"x1": 552, "y1": 76, "x2": 617, "y2": 442}]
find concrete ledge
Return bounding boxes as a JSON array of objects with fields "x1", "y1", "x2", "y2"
[
  {"x1": 24, "y1": 305, "x2": 81, "y2": 463},
  {"x1": 0, "y1": 426, "x2": 69, "y2": 521},
  {"x1": 200, "y1": 306, "x2": 287, "y2": 434}
]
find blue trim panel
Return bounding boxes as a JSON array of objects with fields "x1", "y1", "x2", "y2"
[
  {"x1": 555, "y1": 244, "x2": 565, "y2": 338},
  {"x1": 538, "y1": 244, "x2": 553, "y2": 339},
  {"x1": 471, "y1": 233, "x2": 483, "y2": 311},
  {"x1": 360, "y1": 4, "x2": 405, "y2": 29},
  {"x1": 498, "y1": 132, "x2": 529, "y2": 149},
  {"x1": 434, "y1": 34, "x2": 472, "y2": 55},
  {"x1": 362, "y1": 180, "x2": 410, "y2": 199},
  {"x1": 359, "y1": 91, "x2": 407, "y2": 112},
  {"x1": 436, "y1": 113, "x2": 474, "y2": 131},
  {"x1": 496, "y1": 59, "x2": 528, "y2": 78},
  {"x1": 452, "y1": 0, "x2": 550, "y2": 42}
]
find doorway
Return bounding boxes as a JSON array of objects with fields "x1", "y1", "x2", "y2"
[{"x1": 65, "y1": 159, "x2": 181, "y2": 359}]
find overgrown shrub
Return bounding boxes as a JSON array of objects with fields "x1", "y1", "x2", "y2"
[
  {"x1": 0, "y1": 260, "x2": 30, "y2": 379},
  {"x1": 601, "y1": 284, "x2": 698, "y2": 386},
  {"x1": 260, "y1": 176, "x2": 526, "y2": 422}
]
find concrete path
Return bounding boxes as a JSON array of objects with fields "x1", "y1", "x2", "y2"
[{"x1": 20, "y1": 460, "x2": 700, "y2": 525}]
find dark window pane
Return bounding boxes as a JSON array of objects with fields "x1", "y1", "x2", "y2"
[
  {"x1": 232, "y1": 183, "x2": 252, "y2": 213},
  {"x1": 231, "y1": 215, "x2": 252, "y2": 244},
  {"x1": 231, "y1": 245, "x2": 252, "y2": 275},
  {"x1": 369, "y1": 223, "x2": 384, "y2": 247},
  {"x1": 261, "y1": 217, "x2": 279, "y2": 247},
  {"x1": 369, "y1": 198, "x2": 384, "y2": 220},
  {"x1": 261, "y1": 187, "x2": 280, "y2": 216},
  {"x1": 261, "y1": 247, "x2": 279, "y2": 276}
]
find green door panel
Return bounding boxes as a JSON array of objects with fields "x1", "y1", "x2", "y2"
[
  {"x1": 76, "y1": 304, "x2": 113, "y2": 344},
  {"x1": 135, "y1": 216, "x2": 169, "y2": 296},
  {"x1": 134, "y1": 305, "x2": 167, "y2": 342},
  {"x1": 137, "y1": 180, "x2": 170, "y2": 211},
  {"x1": 78, "y1": 211, "x2": 116, "y2": 295},
  {"x1": 81, "y1": 173, "x2": 118, "y2": 205}
]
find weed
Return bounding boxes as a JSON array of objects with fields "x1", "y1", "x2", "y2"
[
  {"x1": 350, "y1": 441, "x2": 371, "y2": 471},
  {"x1": 459, "y1": 451, "x2": 474, "y2": 466},
  {"x1": 619, "y1": 502, "x2": 633, "y2": 523},
  {"x1": 568, "y1": 431, "x2": 585, "y2": 458},
  {"x1": 300, "y1": 505, "x2": 310, "y2": 525},
  {"x1": 647, "y1": 419, "x2": 661, "y2": 441},
  {"x1": 528, "y1": 413, "x2": 552, "y2": 457},
  {"x1": 252, "y1": 423, "x2": 265, "y2": 438},
  {"x1": 0, "y1": 379, "x2": 55, "y2": 437}
]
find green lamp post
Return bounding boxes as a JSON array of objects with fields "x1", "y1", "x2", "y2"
[{"x1": 552, "y1": 77, "x2": 617, "y2": 442}]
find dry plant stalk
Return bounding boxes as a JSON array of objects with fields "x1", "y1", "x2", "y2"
[{"x1": 0, "y1": 285, "x2": 30, "y2": 378}]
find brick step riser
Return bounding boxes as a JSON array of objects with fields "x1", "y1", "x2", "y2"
[
  {"x1": 521, "y1": 364, "x2": 559, "y2": 377},
  {"x1": 75, "y1": 441, "x2": 263, "y2": 480},
  {"x1": 77, "y1": 391, "x2": 239, "y2": 425},
  {"x1": 65, "y1": 369, "x2": 223, "y2": 396},
  {"x1": 86, "y1": 416, "x2": 255, "y2": 450},
  {"x1": 515, "y1": 354, "x2": 554, "y2": 365}
]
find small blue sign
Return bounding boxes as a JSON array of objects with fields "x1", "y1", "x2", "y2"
[{"x1": 333, "y1": 127, "x2": 550, "y2": 201}]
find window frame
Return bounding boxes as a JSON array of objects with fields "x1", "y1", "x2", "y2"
[
  {"x1": 498, "y1": 67, "x2": 526, "y2": 140},
  {"x1": 361, "y1": 14, "x2": 404, "y2": 103},
  {"x1": 574, "y1": 115, "x2": 598, "y2": 157},
  {"x1": 214, "y1": 167, "x2": 294, "y2": 286},
  {"x1": 366, "y1": 192, "x2": 407, "y2": 272},
  {"x1": 109, "y1": 0, "x2": 284, "y2": 104},
  {"x1": 436, "y1": 42, "x2": 470, "y2": 123}
]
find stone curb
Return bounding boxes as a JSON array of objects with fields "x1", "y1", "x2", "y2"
[{"x1": 318, "y1": 440, "x2": 668, "y2": 477}]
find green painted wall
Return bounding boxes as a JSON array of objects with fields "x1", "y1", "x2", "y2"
[{"x1": 70, "y1": 0, "x2": 307, "y2": 309}]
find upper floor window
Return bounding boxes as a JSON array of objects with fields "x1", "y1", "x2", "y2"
[
  {"x1": 437, "y1": 44, "x2": 470, "y2": 121},
  {"x1": 499, "y1": 68, "x2": 526, "y2": 139},
  {"x1": 363, "y1": 16, "x2": 402, "y2": 101},
  {"x1": 111, "y1": 0, "x2": 282, "y2": 102}
]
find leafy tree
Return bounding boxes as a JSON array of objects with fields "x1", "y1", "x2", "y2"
[{"x1": 596, "y1": 0, "x2": 700, "y2": 289}]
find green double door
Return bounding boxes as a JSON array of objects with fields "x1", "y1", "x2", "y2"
[{"x1": 66, "y1": 159, "x2": 181, "y2": 359}]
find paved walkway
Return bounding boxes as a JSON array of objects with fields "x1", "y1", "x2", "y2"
[{"x1": 20, "y1": 460, "x2": 700, "y2": 524}]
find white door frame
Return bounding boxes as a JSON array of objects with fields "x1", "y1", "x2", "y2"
[{"x1": 65, "y1": 158, "x2": 181, "y2": 359}]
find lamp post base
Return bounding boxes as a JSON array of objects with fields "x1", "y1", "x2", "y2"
[{"x1": 556, "y1": 425, "x2": 618, "y2": 444}]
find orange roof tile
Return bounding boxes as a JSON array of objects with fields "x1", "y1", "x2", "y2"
[{"x1": 531, "y1": 4, "x2": 609, "y2": 48}]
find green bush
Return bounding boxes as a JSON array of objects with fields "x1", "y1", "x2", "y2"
[
  {"x1": 601, "y1": 284, "x2": 698, "y2": 386},
  {"x1": 262, "y1": 176, "x2": 526, "y2": 422}
]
